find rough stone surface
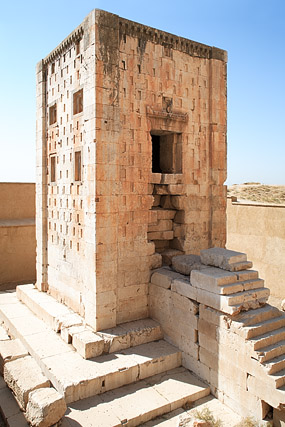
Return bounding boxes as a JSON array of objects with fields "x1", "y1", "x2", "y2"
[
  {"x1": 0, "y1": 338, "x2": 28, "y2": 374},
  {"x1": 172, "y1": 255, "x2": 207, "y2": 276},
  {"x1": 72, "y1": 330, "x2": 105, "y2": 359},
  {"x1": 3, "y1": 355, "x2": 50, "y2": 409},
  {"x1": 200, "y1": 248, "x2": 247, "y2": 270},
  {"x1": 26, "y1": 387, "x2": 67, "y2": 427}
]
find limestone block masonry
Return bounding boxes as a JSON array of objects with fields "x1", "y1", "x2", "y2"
[
  {"x1": 36, "y1": 9, "x2": 227, "y2": 331},
  {"x1": 149, "y1": 248, "x2": 285, "y2": 422}
]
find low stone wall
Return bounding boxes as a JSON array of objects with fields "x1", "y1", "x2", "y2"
[
  {"x1": 227, "y1": 198, "x2": 285, "y2": 300},
  {"x1": 0, "y1": 183, "x2": 36, "y2": 288}
]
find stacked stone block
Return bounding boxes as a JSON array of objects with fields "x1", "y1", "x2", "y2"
[
  {"x1": 149, "y1": 248, "x2": 285, "y2": 421},
  {"x1": 36, "y1": 9, "x2": 227, "y2": 331}
]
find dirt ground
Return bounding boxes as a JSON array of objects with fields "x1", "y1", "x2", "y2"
[{"x1": 227, "y1": 183, "x2": 285, "y2": 205}]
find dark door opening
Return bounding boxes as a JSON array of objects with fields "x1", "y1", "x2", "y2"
[{"x1": 151, "y1": 132, "x2": 182, "y2": 174}]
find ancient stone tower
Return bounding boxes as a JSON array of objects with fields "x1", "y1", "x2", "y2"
[{"x1": 36, "y1": 9, "x2": 227, "y2": 331}]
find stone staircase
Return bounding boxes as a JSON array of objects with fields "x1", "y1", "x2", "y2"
[
  {"x1": 0, "y1": 287, "x2": 210, "y2": 426},
  {"x1": 228, "y1": 304, "x2": 285, "y2": 407}
]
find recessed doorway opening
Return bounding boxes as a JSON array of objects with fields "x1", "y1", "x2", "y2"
[{"x1": 151, "y1": 131, "x2": 182, "y2": 174}]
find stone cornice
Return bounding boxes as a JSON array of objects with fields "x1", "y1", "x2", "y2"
[
  {"x1": 43, "y1": 26, "x2": 84, "y2": 66},
  {"x1": 119, "y1": 17, "x2": 227, "y2": 62}
]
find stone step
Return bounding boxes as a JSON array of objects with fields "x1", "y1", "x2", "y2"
[
  {"x1": 233, "y1": 304, "x2": 282, "y2": 328},
  {"x1": 62, "y1": 367, "x2": 210, "y2": 427},
  {"x1": 225, "y1": 260, "x2": 253, "y2": 272},
  {"x1": 16, "y1": 284, "x2": 83, "y2": 333},
  {"x1": 255, "y1": 340, "x2": 285, "y2": 363},
  {"x1": 244, "y1": 316, "x2": 285, "y2": 340},
  {"x1": 3, "y1": 355, "x2": 50, "y2": 410},
  {"x1": 16, "y1": 285, "x2": 163, "y2": 358},
  {"x1": 0, "y1": 292, "x2": 181, "y2": 404},
  {"x1": 264, "y1": 354, "x2": 285, "y2": 375},
  {"x1": 268, "y1": 369, "x2": 285, "y2": 389},
  {"x1": 250, "y1": 328, "x2": 285, "y2": 351},
  {"x1": 226, "y1": 287, "x2": 270, "y2": 307},
  {"x1": 196, "y1": 287, "x2": 268, "y2": 316},
  {"x1": 200, "y1": 248, "x2": 247, "y2": 268},
  {"x1": 235, "y1": 269, "x2": 259, "y2": 282},
  {"x1": 98, "y1": 318, "x2": 163, "y2": 354}
]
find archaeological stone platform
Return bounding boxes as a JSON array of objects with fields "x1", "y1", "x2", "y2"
[{"x1": 0, "y1": 248, "x2": 285, "y2": 425}]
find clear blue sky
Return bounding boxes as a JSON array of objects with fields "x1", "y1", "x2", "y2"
[{"x1": 0, "y1": 0, "x2": 284, "y2": 184}]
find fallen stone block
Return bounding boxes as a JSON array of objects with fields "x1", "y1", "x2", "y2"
[
  {"x1": 200, "y1": 248, "x2": 247, "y2": 269},
  {"x1": 151, "y1": 267, "x2": 183, "y2": 289},
  {"x1": 26, "y1": 387, "x2": 67, "y2": 427},
  {"x1": 172, "y1": 254, "x2": 207, "y2": 276},
  {"x1": 0, "y1": 338, "x2": 28, "y2": 374},
  {"x1": 161, "y1": 249, "x2": 184, "y2": 266},
  {"x1": 149, "y1": 252, "x2": 162, "y2": 269},
  {"x1": 4, "y1": 355, "x2": 50, "y2": 410},
  {"x1": 72, "y1": 330, "x2": 105, "y2": 359}
]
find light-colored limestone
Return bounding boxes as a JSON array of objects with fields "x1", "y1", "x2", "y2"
[
  {"x1": 191, "y1": 267, "x2": 238, "y2": 287},
  {"x1": 151, "y1": 268, "x2": 183, "y2": 289},
  {"x1": 171, "y1": 278, "x2": 198, "y2": 301},
  {"x1": 172, "y1": 255, "x2": 206, "y2": 276},
  {"x1": 0, "y1": 338, "x2": 28, "y2": 374},
  {"x1": 63, "y1": 367, "x2": 209, "y2": 427},
  {"x1": 0, "y1": 324, "x2": 10, "y2": 341},
  {"x1": 26, "y1": 387, "x2": 67, "y2": 427},
  {"x1": 3, "y1": 355, "x2": 50, "y2": 410},
  {"x1": 200, "y1": 247, "x2": 247, "y2": 269},
  {"x1": 72, "y1": 330, "x2": 105, "y2": 359}
]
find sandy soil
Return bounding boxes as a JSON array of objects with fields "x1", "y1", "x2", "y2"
[{"x1": 227, "y1": 183, "x2": 285, "y2": 205}]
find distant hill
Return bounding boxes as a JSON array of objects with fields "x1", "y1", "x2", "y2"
[{"x1": 227, "y1": 183, "x2": 285, "y2": 205}]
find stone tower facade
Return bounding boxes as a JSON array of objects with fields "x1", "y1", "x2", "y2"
[{"x1": 36, "y1": 9, "x2": 227, "y2": 331}]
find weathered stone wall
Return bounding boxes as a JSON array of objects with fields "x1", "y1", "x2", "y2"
[
  {"x1": 0, "y1": 183, "x2": 36, "y2": 287},
  {"x1": 149, "y1": 259, "x2": 282, "y2": 420},
  {"x1": 36, "y1": 9, "x2": 227, "y2": 331},
  {"x1": 227, "y1": 198, "x2": 285, "y2": 299},
  {"x1": 36, "y1": 13, "x2": 97, "y2": 322}
]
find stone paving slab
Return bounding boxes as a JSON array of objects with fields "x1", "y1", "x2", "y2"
[
  {"x1": 142, "y1": 394, "x2": 244, "y2": 426},
  {"x1": 61, "y1": 367, "x2": 210, "y2": 427}
]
